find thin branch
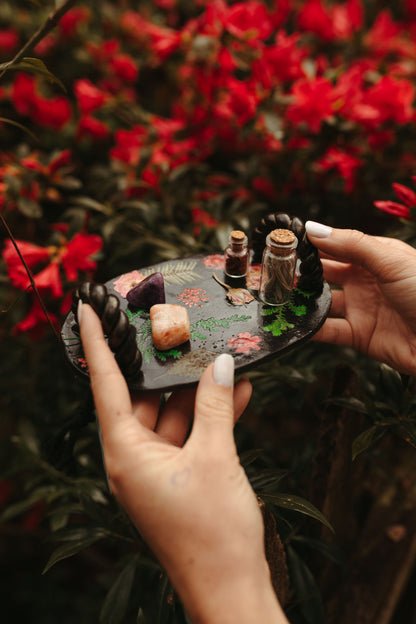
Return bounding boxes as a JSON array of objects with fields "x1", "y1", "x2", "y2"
[
  {"x1": 0, "y1": 0, "x2": 77, "y2": 80},
  {"x1": 1, "y1": 214, "x2": 60, "y2": 340}
]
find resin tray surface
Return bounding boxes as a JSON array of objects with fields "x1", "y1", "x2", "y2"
[{"x1": 62, "y1": 253, "x2": 331, "y2": 392}]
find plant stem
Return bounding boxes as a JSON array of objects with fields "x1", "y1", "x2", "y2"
[
  {"x1": 1, "y1": 214, "x2": 60, "y2": 340},
  {"x1": 0, "y1": 0, "x2": 77, "y2": 79}
]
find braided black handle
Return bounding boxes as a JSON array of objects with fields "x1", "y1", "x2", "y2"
[
  {"x1": 71, "y1": 282, "x2": 142, "y2": 378},
  {"x1": 252, "y1": 212, "x2": 324, "y2": 294}
]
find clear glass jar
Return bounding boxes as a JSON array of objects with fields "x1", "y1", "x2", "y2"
[
  {"x1": 224, "y1": 230, "x2": 249, "y2": 277},
  {"x1": 259, "y1": 229, "x2": 298, "y2": 306}
]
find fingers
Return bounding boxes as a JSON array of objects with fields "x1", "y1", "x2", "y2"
[
  {"x1": 79, "y1": 302, "x2": 133, "y2": 425},
  {"x1": 156, "y1": 376, "x2": 252, "y2": 447},
  {"x1": 188, "y1": 354, "x2": 237, "y2": 452},
  {"x1": 155, "y1": 388, "x2": 197, "y2": 446},
  {"x1": 78, "y1": 302, "x2": 151, "y2": 447},
  {"x1": 311, "y1": 317, "x2": 353, "y2": 348},
  {"x1": 305, "y1": 221, "x2": 413, "y2": 281}
]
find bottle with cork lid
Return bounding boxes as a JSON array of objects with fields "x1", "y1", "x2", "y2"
[
  {"x1": 224, "y1": 229, "x2": 249, "y2": 278},
  {"x1": 259, "y1": 228, "x2": 298, "y2": 306}
]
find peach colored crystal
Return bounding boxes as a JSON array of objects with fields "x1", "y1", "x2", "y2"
[{"x1": 150, "y1": 304, "x2": 191, "y2": 351}]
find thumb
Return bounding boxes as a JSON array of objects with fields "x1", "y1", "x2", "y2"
[
  {"x1": 188, "y1": 354, "x2": 236, "y2": 451},
  {"x1": 305, "y1": 221, "x2": 399, "y2": 278}
]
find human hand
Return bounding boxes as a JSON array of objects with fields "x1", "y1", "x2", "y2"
[
  {"x1": 78, "y1": 302, "x2": 287, "y2": 624},
  {"x1": 306, "y1": 221, "x2": 416, "y2": 375}
]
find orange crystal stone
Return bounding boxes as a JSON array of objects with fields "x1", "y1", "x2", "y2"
[{"x1": 150, "y1": 304, "x2": 191, "y2": 351}]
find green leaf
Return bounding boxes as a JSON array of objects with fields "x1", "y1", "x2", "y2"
[
  {"x1": 396, "y1": 420, "x2": 416, "y2": 449},
  {"x1": 0, "y1": 57, "x2": 66, "y2": 92},
  {"x1": 351, "y1": 425, "x2": 386, "y2": 461},
  {"x1": 379, "y1": 363, "x2": 404, "y2": 405},
  {"x1": 259, "y1": 493, "x2": 334, "y2": 533},
  {"x1": 326, "y1": 396, "x2": 369, "y2": 415},
  {"x1": 286, "y1": 545, "x2": 326, "y2": 624},
  {"x1": 100, "y1": 556, "x2": 138, "y2": 624},
  {"x1": 291, "y1": 535, "x2": 346, "y2": 566},
  {"x1": 42, "y1": 531, "x2": 106, "y2": 574}
]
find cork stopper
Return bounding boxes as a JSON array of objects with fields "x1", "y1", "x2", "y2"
[
  {"x1": 230, "y1": 230, "x2": 246, "y2": 243},
  {"x1": 269, "y1": 229, "x2": 296, "y2": 245}
]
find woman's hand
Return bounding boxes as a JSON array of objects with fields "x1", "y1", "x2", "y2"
[
  {"x1": 306, "y1": 221, "x2": 416, "y2": 375},
  {"x1": 79, "y1": 302, "x2": 287, "y2": 624}
]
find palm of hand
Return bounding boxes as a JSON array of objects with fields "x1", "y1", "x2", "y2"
[{"x1": 320, "y1": 256, "x2": 416, "y2": 375}]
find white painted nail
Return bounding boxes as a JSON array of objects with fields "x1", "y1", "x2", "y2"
[
  {"x1": 213, "y1": 353, "x2": 234, "y2": 388},
  {"x1": 305, "y1": 220, "x2": 333, "y2": 238},
  {"x1": 77, "y1": 299, "x2": 83, "y2": 324}
]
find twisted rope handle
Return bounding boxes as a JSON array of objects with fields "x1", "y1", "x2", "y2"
[
  {"x1": 251, "y1": 212, "x2": 324, "y2": 294},
  {"x1": 71, "y1": 282, "x2": 142, "y2": 378}
]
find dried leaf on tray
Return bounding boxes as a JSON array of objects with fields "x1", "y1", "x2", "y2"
[{"x1": 212, "y1": 273, "x2": 255, "y2": 306}]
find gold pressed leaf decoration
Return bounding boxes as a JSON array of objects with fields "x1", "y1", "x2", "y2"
[
  {"x1": 212, "y1": 273, "x2": 255, "y2": 306},
  {"x1": 141, "y1": 260, "x2": 201, "y2": 285}
]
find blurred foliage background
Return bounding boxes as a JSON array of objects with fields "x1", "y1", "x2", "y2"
[{"x1": 2, "y1": 1, "x2": 416, "y2": 622}]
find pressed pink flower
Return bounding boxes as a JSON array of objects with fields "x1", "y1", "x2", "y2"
[
  {"x1": 113, "y1": 270, "x2": 145, "y2": 297},
  {"x1": 227, "y1": 331, "x2": 262, "y2": 354},
  {"x1": 203, "y1": 254, "x2": 225, "y2": 269}
]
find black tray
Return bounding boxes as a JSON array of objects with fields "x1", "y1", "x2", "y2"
[{"x1": 61, "y1": 253, "x2": 331, "y2": 392}]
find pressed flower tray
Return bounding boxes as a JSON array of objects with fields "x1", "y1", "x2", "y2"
[{"x1": 61, "y1": 253, "x2": 331, "y2": 393}]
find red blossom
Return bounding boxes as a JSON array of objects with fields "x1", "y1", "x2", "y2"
[
  {"x1": 374, "y1": 180, "x2": 416, "y2": 220},
  {"x1": 0, "y1": 28, "x2": 19, "y2": 56},
  {"x1": 315, "y1": 147, "x2": 362, "y2": 193},
  {"x1": 297, "y1": 0, "x2": 363, "y2": 42},
  {"x1": 392, "y1": 183, "x2": 416, "y2": 207},
  {"x1": 77, "y1": 115, "x2": 110, "y2": 141},
  {"x1": 287, "y1": 77, "x2": 335, "y2": 133},
  {"x1": 374, "y1": 201, "x2": 411, "y2": 219},
  {"x1": 74, "y1": 79, "x2": 111, "y2": 115},
  {"x1": 13, "y1": 297, "x2": 59, "y2": 339},
  {"x1": 3, "y1": 232, "x2": 103, "y2": 297},
  {"x1": 224, "y1": 1, "x2": 274, "y2": 42},
  {"x1": 59, "y1": 7, "x2": 91, "y2": 38},
  {"x1": 121, "y1": 11, "x2": 182, "y2": 61},
  {"x1": 60, "y1": 233, "x2": 103, "y2": 282},
  {"x1": 191, "y1": 207, "x2": 219, "y2": 236},
  {"x1": 110, "y1": 54, "x2": 139, "y2": 82}
]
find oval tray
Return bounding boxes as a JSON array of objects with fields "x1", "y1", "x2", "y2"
[{"x1": 61, "y1": 253, "x2": 331, "y2": 392}]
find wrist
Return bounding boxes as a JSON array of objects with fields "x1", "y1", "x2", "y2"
[{"x1": 171, "y1": 557, "x2": 288, "y2": 624}]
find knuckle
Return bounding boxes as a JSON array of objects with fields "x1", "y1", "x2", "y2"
[{"x1": 197, "y1": 392, "x2": 231, "y2": 421}]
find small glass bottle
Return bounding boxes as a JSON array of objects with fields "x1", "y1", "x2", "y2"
[
  {"x1": 259, "y1": 229, "x2": 298, "y2": 306},
  {"x1": 224, "y1": 230, "x2": 249, "y2": 278}
]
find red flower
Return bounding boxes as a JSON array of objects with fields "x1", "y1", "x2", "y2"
[
  {"x1": 297, "y1": 0, "x2": 334, "y2": 41},
  {"x1": 224, "y1": 1, "x2": 274, "y2": 42},
  {"x1": 374, "y1": 201, "x2": 411, "y2": 219},
  {"x1": 287, "y1": 77, "x2": 335, "y2": 133},
  {"x1": 59, "y1": 7, "x2": 91, "y2": 38},
  {"x1": 0, "y1": 28, "x2": 19, "y2": 56},
  {"x1": 297, "y1": 0, "x2": 363, "y2": 42},
  {"x1": 121, "y1": 11, "x2": 181, "y2": 62},
  {"x1": 12, "y1": 74, "x2": 72, "y2": 129},
  {"x1": 215, "y1": 78, "x2": 259, "y2": 125},
  {"x1": 3, "y1": 232, "x2": 102, "y2": 297},
  {"x1": 374, "y1": 180, "x2": 416, "y2": 221},
  {"x1": 191, "y1": 207, "x2": 219, "y2": 236},
  {"x1": 61, "y1": 233, "x2": 103, "y2": 282},
  {"x1": 110, "y1": 54, "x2": 139, "y2": 82},
  {"x1": 14, "y1": 297, "x2": 59, "y2": 339},
  {"x1": 315, "y1": 147, "x2": 362, "y2": 193},
  {"x1": 77, "y1": 115, "x2": 110, "y2": 141},
  {"x1": 74, "y1": 79, "x2": 110, "y2": 115}
]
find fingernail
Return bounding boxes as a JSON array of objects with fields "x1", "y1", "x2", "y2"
[
  {"x1": 213, "y1": 353, "x2": 234, "y2": 388},
  {"x1": 305, "y1": 221, "x2": 333, "y2": 238},
  {"x1": 77, "y1": 299, "x2": 83, "y2": 325}
]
